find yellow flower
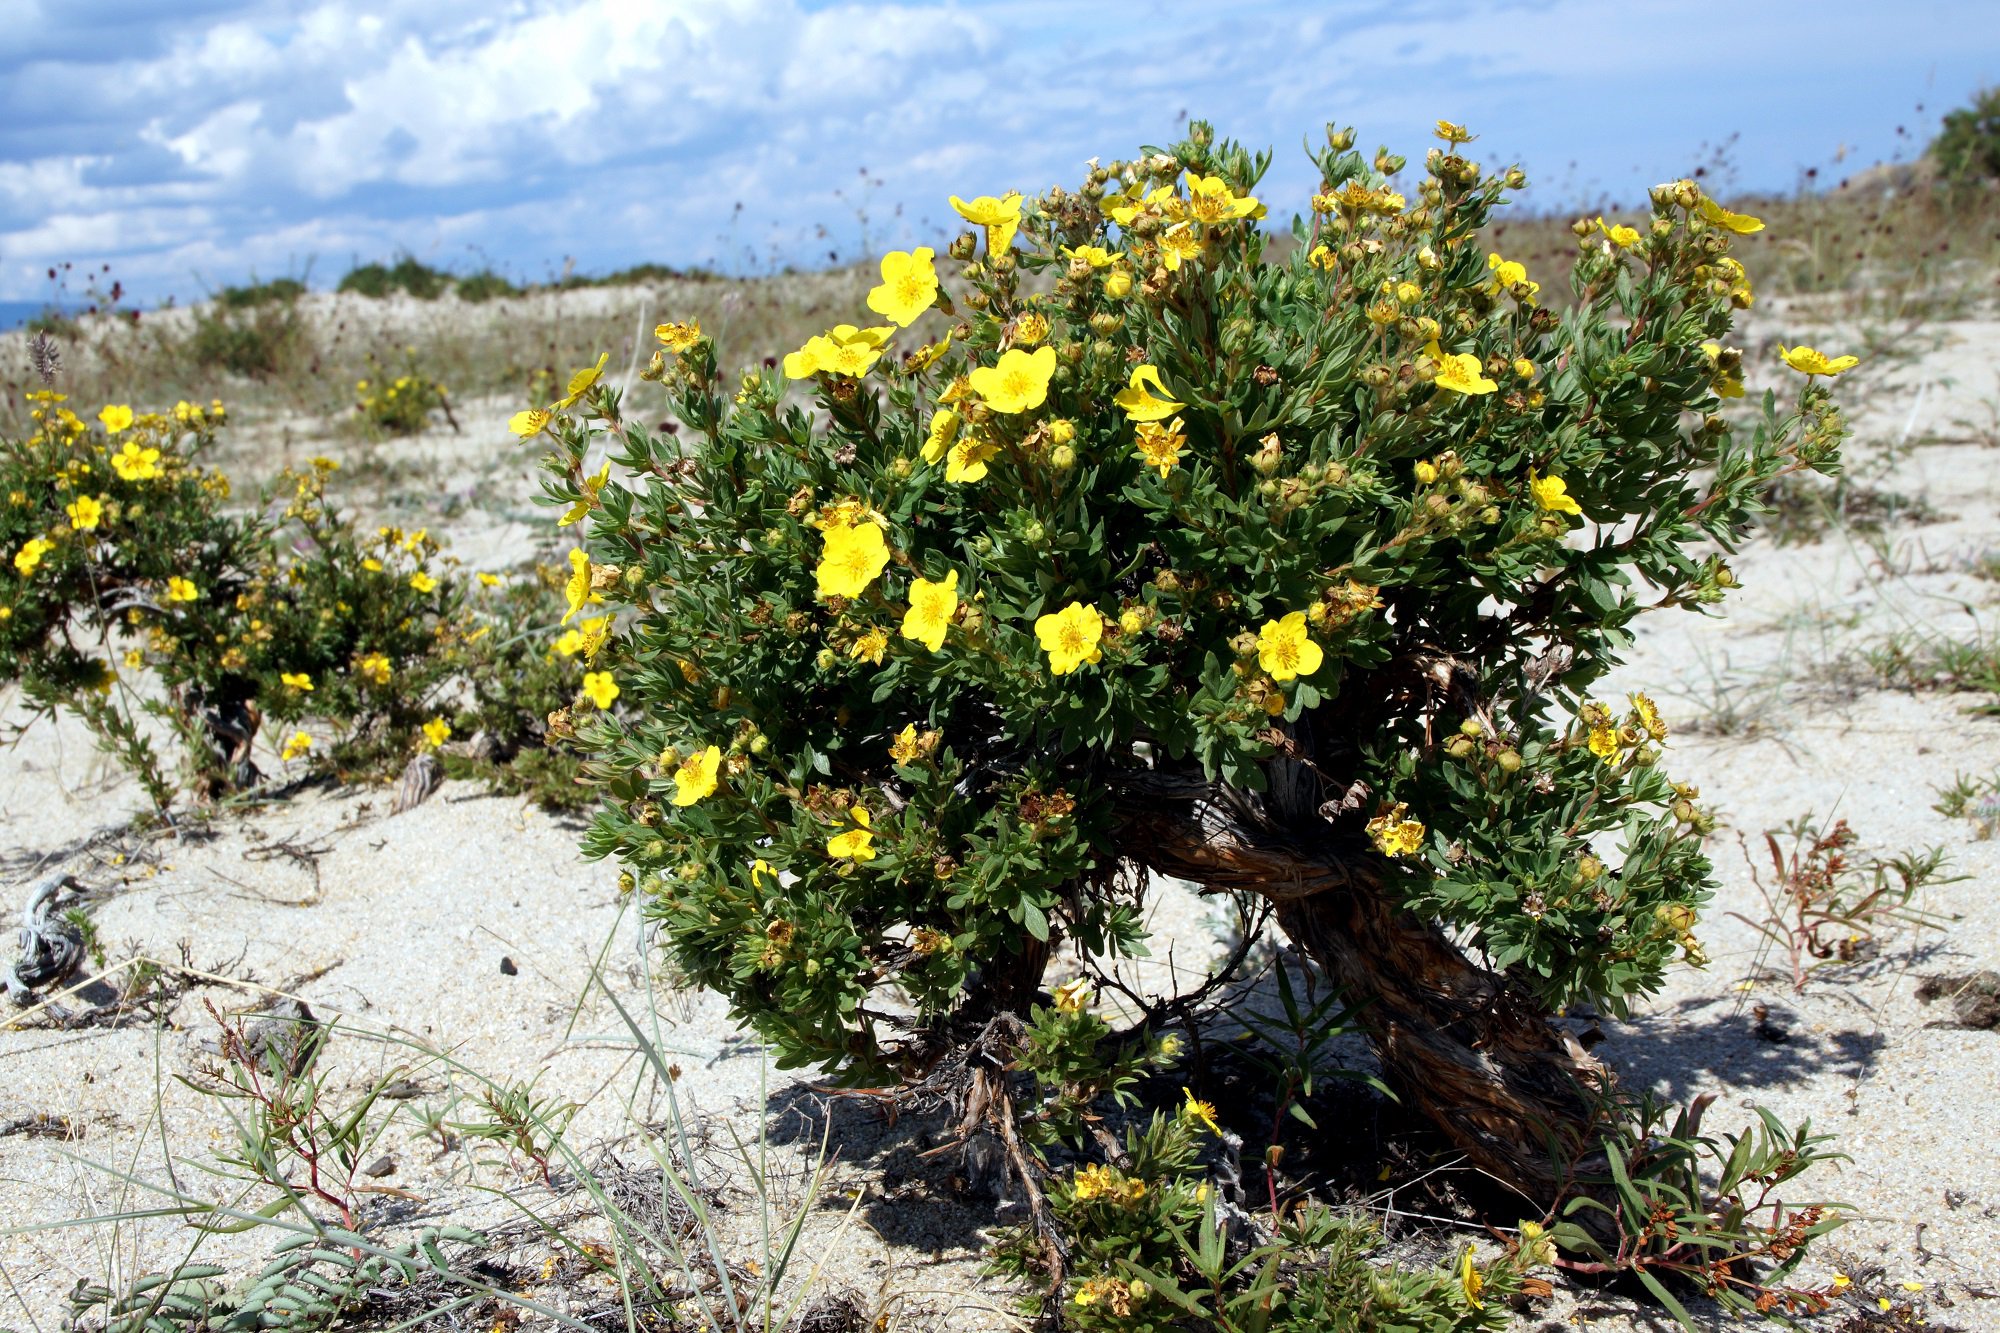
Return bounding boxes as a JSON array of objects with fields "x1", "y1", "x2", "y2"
[
  {"x1": 1180, "y1": 1087, "x2": 1221, "y2": 1135},
  {"x1": 866, "y1": 247, "x2": 939, "y2": 327},
  {"x1": 1366, "y1": 804, "x2": 1427, "y2": 858},
  {"x1": 362, "y1": 557, "x2": 384, "y2": 572},
  {"x1": 1430, "y1": 342, "x2": 1498, "y2": 396},
  {"x1": 1486, "y1": 252, "x2": 1540, "y2": 303},
  {"x1": 554, "y1": 458, "x2": 613, "y2": 525},
  {"x1": 1530, "y1": 471, "x2": 1582, "y2": 516},
  {"x1": 1518, "y1": 1220, "x2": 1557, "y2": 1267},
  {"x1": 1113, "y1": 365, "x2": 1184, "y2": 422},
  {"x1": 826, "y1": 806, "x2": 876, "y2": 861},
  {"x1": 280, "y1": 731, "x2": 313, "y2": 762},
  {"x1": 921, "y1": 408, "x2": 959, "y2": 464},
  {"x1": 357, "y1": 651, "x2": 391, "y2": 685},
  {"x1": 1778, "y1": 344, "x2": 1859, "y2": 377},
  {"x1": 1513, "y1": 358, "x2": 1538, "y2": 381},
  {"x1": 112, "y1": 441, "x2": 163, "y2": 481},
  {"x1": 1700, "y1": 341, "x2": 1745, "y2": 398},
  {"x1": 889, "y1": 723, "x2": 921, "y2": 765},
  {"x1": 65, "y1": 494, "x2": 104, "y2": 531},
  {"x1": 901, "y1": 569, "x2": 959, "y2": 652},
  {"x1": 14, "y1": 537, "x2": 53, "y2": 576},
  {"x1": 1118, "y1": 608, "x2": 1144, "y2": 636},
  {"x1": 1061, "y1": 244, "x2": 1122, "y2": 269},
  {"x1": 409, "y1": 570, "x2": 437, "y2": 594},
  {"x1": 785, "y1": 324, "x2": 894, "y2": 379},
  {"x1": 555, "y1": 352, "x2": 609, "y2": 410},
  {"x1": 509, "y1": 408, "x2": 553, "y2": 438},
  {"x1": 1011, "y1": 311, "x2": 1050, "y2": 347},
  {"x1": 1132, "y1": 416, "x2": 1187, "y2": 478},
  {"x1": 1036, "y1": 601, "x2": 1104, "y2": 676},
  {"x1": 124, "y1": 648, "x2": 144, "y2": 670},
  {"x1": 280, "y1": 671, "x2": 313, "y2": 692},
  {"x1": 166, "y1": 575, "x2": 199, "y2": 603},
  {"x1": 849, "y1": 627, "x2": 889, "y2": 664},
  {"x1": 1587, "y1": 724, "x2": 1621, "y2": 762},
  {"x1": 1436, "y1": 119, "x2": 1474, "y2": 144},
  {"x1": 1459, "y1": 1248, "x2": 1484, "y2": 1310},
  {"x1": 944, "y1": 429, "x2": 998, "y2": 483},
  {"x1": 1256, "y1": 611, "x2": 1323, "y2": 682},
  {"x1": 1159, "y1": 223, "x2": 1205, "y2": 271},
  {"x1": 968, "y1": 345, "x2": 1056, "y2": 415},
  {"x1": 1395, "y1": 280, "x2": 1423, "y2": 305},
  {"x1": 949, "y1": 191, "x2": 1023, "y2": 254},
  {"x1": 563, "y1": 547, "x2": 603, "y2": 623},
  {"x1": 1696, "y1": 196, "x2": 1764, "y2": 234},
  {"x1": 1631, "y1": 691, "x2": 1668, "y2": 740},
  {"x1": 421, "y1": 717, "x2": 452, "y2": 749},
  {"x1": 1052, "y1": 978, "x2": 1093, "y2": 1013},
  {"x1": 476, "y1": 571, "x2": 501, "y2": 587},
  {"x1": 654, "y1": 319, "x2": 702, "y2": 352},
  {"x1": 1595, "y1": 217, "x2": 1642, "y2": 249},
  {"x1": 98, "y1": 404, "x2": 134, "y2": 434},
  {"x1": 673, "y1": 745, "x2": 722, "y2": 806},
  {"x1": 1183, "y1": 171, "x2": 1261, "y2": 223},
  {"x1": 581, "y1": 671, "x2": 619, "y2": 709},
  {"x1": 815, "y1": 520, "x2": 892, "y2": 599}
]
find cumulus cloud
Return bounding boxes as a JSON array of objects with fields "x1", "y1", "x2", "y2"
[{"x1": 0, "y1": 0, "x2": 1991, "y2": 300}]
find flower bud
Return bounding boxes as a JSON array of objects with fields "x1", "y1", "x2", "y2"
[
  {"x1": 814, "y1": 648, "x2": 836, "y2": 671},
  {"x1": 990, "y1": 252, "x2": 1016, "y2": 275},
  {"x1": 1104, "y1": 269, "x2": 1133, "y2": 299},
  {"x1": 1328, "y1": 126, "x2": 1356, "y2": 151},
  {"x1": 1495, "y1": 749, "x2": 1522, "y2": 773},
  {"x1": 1050, "y1": 443, "x2": 1077, "y2": 471},
  {"x1": 1414, "y1": 460, "x2": 1439, "y2": 485},
  {"x1": 1459, "y1": 718, "x2": 1484, "y2": 738},
  {"x1": 1251, "y1": 432, "x2": 1283, "y2": 475},
  {"x1": 1445, "y1": 735, "x2": 1475, "y2": 759},
  {"x1": 949, "y1": 231, "x2": 977, "y2": 260},
  {"x1": 1088, "y1": 311, "x2": 1124, "y2": 336},
  {"x1": 1229, "y1": 631, "x2": 1259, "y2": 656}
]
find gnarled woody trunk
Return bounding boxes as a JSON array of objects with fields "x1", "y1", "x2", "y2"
[{"x1": 1117, "y1": 773, "x2": 1612, "y2": 1207}]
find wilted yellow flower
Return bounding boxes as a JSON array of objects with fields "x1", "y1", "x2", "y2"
[
  {"x1": 65, "y1": 494, "x2": 104, "y2": 531},
  {"x1": 421, "y1": 717, "x2": 452, "y2": 749},
  {"x1": 112, "y1": 441, "x2": 163, "y2": 481},
  {"x1": 1061, "y1": 244, "x2": 1122, "y2": 269},
  {"x1": 357, "y1": 651, "x2": 391, "y2": 685},
  {"x1": 554, "y1": 352, "x2": 609, "y2": 410},
  {"x1": 1778, "y1": 344, "x2": 1859, "y2": 377},
  {"x1": 1113, "y1": 365, "x2": 1184, "y2": 422},
  {"x1": 1696, "y1": 196, "x2": 1764, "y2": 234},
  {"x1": 849, "y1": 627, "x2": 888, "y2": 664},
  {"x1": 1159, "y1": 224, "x2": 1206, "y2": 271},
  {"x1": 1256, "y1": 611, "x2": 1323, "y2": 682},
  {"x1": 1632, "y1": 691, "x2": 1667, "y2": 740},
  {"x1": 581, "y1": 671, "x2": 619, "y2": 709},
  {"x1": 1052, "y1": 978, "x2": 1093, "y2": 1013},
  {"x1": 14, "y1": 537, "x2": 54, "y2": 575},
  {"x1": 866, "y1": 247, "x2": 939, "y2": 327},
  {"x1": 815, "y1": 520, "x2": 892, "y2": 599},
  {"x1": 968, "y1": 345, "x2": 1056, "y2": 415},
  {"x1": 949, "y1": 191, "x2": 1023, "y2": 253},
  {"x1": 826, "y1": 806, "x2": 876, "y2": 861},
  {"x1": 1435, "y1": 119, "x2": 1474, "y2": 144},
  {"x1": 409, "y1": 570, "x2": 437, "y2": 594},
  {"x1": 166, "y1": 575, "x2": 199, "y2": 603},
  {"x1": 1180, "y1": 1087, "x2": 1221, "y2": 1134},
  {"x1": 1587, "y1": 723, "x2": 1621, "y2": 762},
  {"x1": 1132, "y1": 416, "x2": 1187, "y2": 478},
  {"x1": 1036, "y1": 601, "x2": 1104, "y2": 676},
  {"x1": 901, "y1": 569, "x2": 959, "y2": 651},
  {"x1": 1530, "y1": 472, "x2": 1582, "y2": 516},
  {"x1": 1459, "y1": 1248, "x2": 1484, "y2": 1310},
  {"x1": 1366, "y1": 804, "x2": 1427, "y2": 858},
  {"x1": 509, "y1": 408, "x2": 553, "y2": 438},
  {"x1": 922, "y1": 408, "x2": 959, "y2": 464},
  {"x1": 98, "y1": 404, "x2": 134, "y2": 434},
  {"x1": 889, "y1": 724, "x2": 921, "y2": 766},
  {"x1": 280, "y1": 671, "x2": 313, "y2": 692},
  {"x1": 673, "y1": 745, "x2": 722, "y2": 806},
  {"x1": 1011, "y1": 311, "x2": 1050, "y2": 347},
  {"x1": 654, "y1": 319, "x2": 702, "y2": 352},
  {"x1": 559, "y1": 463, "x2": 611, "y2": 527}
]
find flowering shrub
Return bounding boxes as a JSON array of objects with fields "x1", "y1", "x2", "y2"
[
  {"x1": 353, "y1": 351, "x2": 454, "y2": 436},
  {"x1": 536, "y1": 118, "x2": 1857, "y2": 1318}
]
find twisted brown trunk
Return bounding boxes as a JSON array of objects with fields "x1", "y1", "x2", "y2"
[{"x1": 1119, "y1": 779, "x2": 1609, "y2": 1208}]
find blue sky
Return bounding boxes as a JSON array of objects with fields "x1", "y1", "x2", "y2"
[{"x1": 1, "y1": 0, "x2": 1991, "y2": 304}]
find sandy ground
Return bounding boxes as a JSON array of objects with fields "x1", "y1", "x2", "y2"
[{"x1": 3, "y1": 297, "x2": 1999, "y2": 1331}]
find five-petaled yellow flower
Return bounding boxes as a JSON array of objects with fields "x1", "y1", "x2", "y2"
[
  {"x1": 1459, "y1": 1248, "x2": 1484, "y2": 1310},
  {"x1": 1366, "y1": 804, "x2": 1427, "y2": 858},
  {"x1": 1036, "y1": 601, "x2": 1104, "y2": 676},
  {"x1": 15, "y1": 537, "x2": 54, "y2": 576},
  {"x1": 166, "y1": 575, "x2": 199, "y2": 603},
  {"x1": 409, "y1": 570, "x2": 437, "y2": 594},
  {"x1": 1159, "y1": 224, "x2": 1205, "y2": 271},
  {"x1": 1256, "y1": 612, "x2": 1323, "y2": 682},
  {"x1": 65, "y1": 494, "x2": 104, "y2": 531},
  {"x1": 673, "y1": 745, "x2": 721, "y2": 806},
  {"x1": 98, "y1": 404, "x2": 134, "y2": 434},
  {"x1": 280, "y1": 731, "x2": 313, "y2": 762},
  {"x1": 1183, "y1": 171, "x2": 1262, "y2": 223},
  {"x1": 581, "y1": 671, "x2": 619, "y2": 709},
  {"x1": 922, "y1": 408, "x2": 959, "y2": 465},
  {"x1": 866, "y1": 247, "x2": 939, "y2": 327},
  {"x1": 281, "y1": 671, "x2": 313, "y2": 692},
  {"x1": 826, "y1": 805, "x2": 876, "y2": 861},
  {"x1": 1696, "y1": 196, "x2": 1764, "y2": 234},
  {"x1": 1132, "y1": 416, "x2": 1187, "y2": 478},
  {"x1": 1061, "y1": 244, "x2": 1122, "y2": 269},
  {"x1": 357, "y1": 651, "x2": 391, "y2": 685},
  {"x1": 815, "y1": 520, "x2": 891, "y2": 599},
  {"x1": 1587, "y1": 722, "x2": 1621, "y2": 762},
  {"x1": 559, "y1": 462, "x2": 612, "y2": 527},
  {"x1": 1530, "y1": 471, "x2": 1582, "y2": 516},
  {"x1": 510, "y1": 407, "x2": 552, "y2": 438},
  {"x1": 563, "y1": 547, "x2": 603, "y2": 623},
  {"x1": 784, "y1": 324, "x2": 894, "y2": 379},
  {"x1": 1778, "y1": 344, "x2": 1859, "y2": 378},
  {"x1": 949, "y1": 191, "x2": 1023, "y2": 254},
  {"x1": 849, "y1": 627, "x2": 889, "y2": 665},
  {"x1": 1595, "y1": 217, "x2": 1641, "y2": 249},
  {"x1": 944, "y1": 429, "x2": 998, "y2": 484},
  {"x1": 1113, "y1": 365, "x2": 1184, "y2": 422},
  {"x1": 901, "y1": 569, "x2": 959, "y2": 651},
  {"x1": 654, "y1": 319, "x2": 702, "y2": 352},
  {"x1": 555, "y1": 352, "x2": 609, "y2": 410},
  {"x1": 1180, "y1": 1087, "x2": 1221, "y2": 1135},
  {"x1": 112, "y1": 440, "x2": 162, "y2": 481},
  {"x1": 968, "y1": 345, "x2": 1056, "y2": 415},
  {"x1": 1429, "y1": 340, "x2": 1497, "y2": 396},
  {"x1": 421, "y1": 717, "x2": 452, "y2": 749},
  {"x1": 889, "y1": 724, "x2": 922, "y2": 766}
]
